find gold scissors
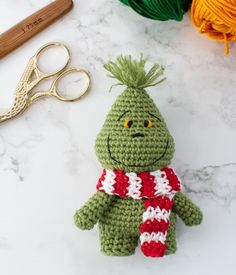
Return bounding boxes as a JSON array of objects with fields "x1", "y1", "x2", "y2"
[{"x1": 0, "y1": 42, "x2": 91, "y2": 124}]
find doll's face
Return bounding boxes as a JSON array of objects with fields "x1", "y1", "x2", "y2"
[{"x1": 95, "y1": 89, "x2": 175, "y2": 172}]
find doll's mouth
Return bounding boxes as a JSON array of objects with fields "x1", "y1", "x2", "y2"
[{"x1": 107, "y1": 135, "x2": 169, "y2": 167}]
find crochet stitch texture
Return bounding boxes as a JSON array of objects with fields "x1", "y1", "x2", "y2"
[
  {"x1": 74, "y1": 55, "x2": 202, "y2": 257},
  {"x1": 96, "y1": 168, "x2": 182, "y2": 257}
]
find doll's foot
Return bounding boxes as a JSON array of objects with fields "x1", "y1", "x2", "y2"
[
  {"x1": 165, "y1": 212, "x2": 177, "y2": 255},
  {"x1": 165, "y1": 238, "x2": 177, "y2": 255},
  {"x1": 100, "y1": 234, "x2": 138, "y2": 256}
]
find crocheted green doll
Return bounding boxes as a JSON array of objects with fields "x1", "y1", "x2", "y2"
[{"x1": 74, "y1": 55, "x2": 202, "y2": 257}]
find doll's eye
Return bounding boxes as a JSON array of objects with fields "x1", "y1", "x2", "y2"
[
  {"x1": 144, "y1": 119, "x2": 153, "y2": 128},
  {"x1": 124, "y1": 119, "x2": 133, "y2": 128}
]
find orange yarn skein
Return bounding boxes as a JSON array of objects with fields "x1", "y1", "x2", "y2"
[{"x1": 191, "y1": 0, "x2": 236, "y2": 55}]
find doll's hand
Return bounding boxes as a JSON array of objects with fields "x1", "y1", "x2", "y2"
[
  {"x1": 74, "y1": 206, "x2": 96, "y2": 230},
  {"x1": 74, "y1": 192, "x2": 114, "y2": 230},
  {"x1": 173, "y1": 192, "x2": 203, "y2": 226}
]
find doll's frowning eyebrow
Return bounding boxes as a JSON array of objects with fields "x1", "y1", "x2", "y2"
[
  {"x1": 147, "y1": 112, "x2": 162, "y2": 122},
  {"x1": 117, "y1": 110, "x2": 130, "y2": 121}
]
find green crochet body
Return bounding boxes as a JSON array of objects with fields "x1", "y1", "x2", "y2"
[
  {"x1": 75, "y1": 192, "x2": 202, "y2": 256},
  {"x1": 74, "y1": 56, "x2": 202, "y2": 256}
]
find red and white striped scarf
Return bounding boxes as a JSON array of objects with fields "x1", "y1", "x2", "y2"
[{"x1": 96, "y1": 167, "x2": 182, "y2": 257}]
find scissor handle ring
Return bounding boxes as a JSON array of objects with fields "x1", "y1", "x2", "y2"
[
  {"x1": 35, "y1": 42, "x2": 71, "y2": 76},
  {"x1": 51, "y1": 68, "x2": 91, "y2": 102}
]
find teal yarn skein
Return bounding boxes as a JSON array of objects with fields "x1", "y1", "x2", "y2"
[{"x1": 119, "y1": 0, "x2": 192, "y2": 21}]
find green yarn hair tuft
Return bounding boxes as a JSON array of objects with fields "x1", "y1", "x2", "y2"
[{"x1": 104, "y1": 55, "x2": 165, "y2": 90}]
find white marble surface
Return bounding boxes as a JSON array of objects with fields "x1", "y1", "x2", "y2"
[{"x1": 0, "y1": 0, "x2": 236, "y2": 274}]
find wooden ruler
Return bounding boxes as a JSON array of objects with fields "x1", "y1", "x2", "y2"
[{"x1": 0, "y1": 0, "x2": 73, "y2": 59}]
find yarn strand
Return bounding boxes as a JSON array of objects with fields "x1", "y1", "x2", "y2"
[
  {"x1": 119, "y1": 0, "x2": 236, "y2": 54},
  {"x1": 104, "y1": 55, "x2": 165, "y2": 90},
  {"x1": 191, "y1": 0, "x2": 236, "y2": 54},
  {"x1": 119, "y1": 0, "x2": 192, "y2": 21}
]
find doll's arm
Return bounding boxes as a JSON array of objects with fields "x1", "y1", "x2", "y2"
[
  {"x1": 172, "y1": 192, "x2": 203, "y2": 226},
  {"x1": 74, "y1": 192, "x2": 114, "y2": 230}
]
